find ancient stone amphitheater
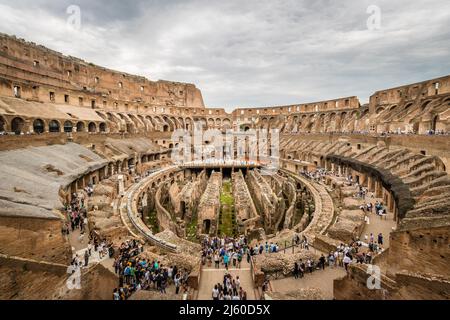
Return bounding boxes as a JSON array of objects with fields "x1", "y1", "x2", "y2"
[{"x1": 0, "y1": 33, "x2": 449, "y2": 300}]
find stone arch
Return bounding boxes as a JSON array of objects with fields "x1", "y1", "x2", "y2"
[
  {"x1": 11, "y1": 117, "x2": 25, "y2": 134},
  {"x1": 421, "y1": 100, "x2": 432, "y2": 111},
  {"x1": 162, "y1": 116, "x2": 175, "y2": 131},
  {"x1": 99, "y1": 122, "x2": 107, "y2": 132},
  {"x1": 63, "y1": 121, "x2": 73, "y2": 133},
  {"x1": 76, "y1": 121, "x2": 85, "y2": 132},
  {"x1": 0, "y1": 115, "x2": 5, "y2": 132},
  {"x1": 126, "y1": 122, "x2": 135, "y2": 133},
  {"x1": 431, "y1": 115, "x2": 439, "y2": 131},
  {"x1": 375, "y1": 107, "x2": 385, "y2": 114},
  {"x1": 222, "y1": 118, "x2": 231, "y2": 130},
  {"x1": 404, "y1": 102, "x2": 413, "y2": 110},
  {"x1": 88, "y1": 122, "x2": 97, "y2": 133},
  {"x1": 183, "y1": 117, "x2": 190, "y2": 130},
  {"x1": 33, "y1": 118, "x2": 45, "y2": 134},
  {"x1": 48, "y1": 120, "x2": 60, "y2": 133}
]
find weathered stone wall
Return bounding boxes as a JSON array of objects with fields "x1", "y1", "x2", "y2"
[
  {"x1": 246, "y1": 169, "x2": 283, "y2": 234},
  {"x1": 388, "y1": 224, "x2": 450, "y2": 276},
  {"x1": 0, "y1": 216, "x2": 72, "y2": 265},
  {"x1": 0, "y1": 33, "x2": 204, "y2": 109},
  {"x1": 232, "y1": 170, "x2": 259, "y2": 229},
  {"x1": 197, "y1": 172, "x2": 222, "y2": 235}
]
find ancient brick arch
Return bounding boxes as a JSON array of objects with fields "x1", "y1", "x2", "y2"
[
  {"x1": 63, "y1": 121, "x2": 73, "y2": 133},
  {"x1": 76, "y1": 121, "x2": 85, "y2": 132},
  {"x1": 48, "y1": 120, "x2": 60, "y2": 133},
  {"x1": 0, "y1": 115, "x2": 6, "y2": 132},
  {"x1": 88, "y1": 122, "x2": 97, "y2": 133},
  {"x1": 11, "y1": 117, "x2": 25, "y2": 134},
  {"x1": 375, "y1": 106, "x2": 385, "y2": 114},
  {"x1": 420, "y1": 100, "x2": 433, "y2": 111},
  {"x1": 33, "y1": 118, "x2": 45, "y2": 134}
]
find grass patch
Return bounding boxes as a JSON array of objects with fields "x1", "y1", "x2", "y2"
[
  {"x1": 145, "y1": 210, "x2": 160, "y2": 234},
  {"x1": 186, "y1": 211, "x2": 199, "y2": 243},
  {"x1": 219, "y1": 180, "x2": 236, "y2": 237}
]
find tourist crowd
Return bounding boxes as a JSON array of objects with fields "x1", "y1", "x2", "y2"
[
  {"x1": 62, "y1": 192, "x2": 88, "y2": 236},
  {"x1": 212, "y1": 273, "x2": 248, "y2": 300},
  {"x1": 201, "y1": 235, "x2": 252, "y2": 300},
  {"x1": 292, "y1": 233, "x2": 385, "y2": 279},
  {"x1": 112, "y1": 239, "x2": 190, "y2": 300}
]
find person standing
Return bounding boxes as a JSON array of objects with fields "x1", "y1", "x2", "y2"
[
  {"x1": 319, "y1": 254, "x2": 326, "y2": 270},
  {"x1": 293, "y1": 262, "x2": 299, "y2": 279},
  {"x1": 212, "y1": 285, "x2": 219, "y2": 300},
  {"x1": 84, "y1": 250, "x2": 89, "y2": 267},
  {"x1": 343, "y1": 254, "x2": 352, "y2": 271},
  {"x1": 175, "y1": 273, "x2": 181, "y2": 294},
  {"x1": 378, "y1": 233, "x2": 383, "y2": 245}
]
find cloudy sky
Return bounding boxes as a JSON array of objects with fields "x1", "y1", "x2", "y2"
[{"x1": 0, "y1": 0, "x2": 449, "y2": 111}]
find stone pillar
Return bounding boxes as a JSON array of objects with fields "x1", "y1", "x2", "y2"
[
  {"x1": 367, "y1": 176, "x2": 373, "y2": 192},
  {"x1": 375, "y1": 180, "x2": 382, "y2": 198}
]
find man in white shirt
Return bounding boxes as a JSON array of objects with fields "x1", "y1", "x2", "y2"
[
  {"x1": 343, "y1": 255, "x2": 352, "y2": 271},
  {"x1": 212, "y1": 285, "x2": 219, "y2": 300}
]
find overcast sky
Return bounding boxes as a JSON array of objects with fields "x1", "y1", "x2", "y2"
[{"x1": 0, "y1": 0, "x2": 449, "y2": 111}]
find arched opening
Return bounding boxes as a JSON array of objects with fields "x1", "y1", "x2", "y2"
[
  {"x1": 0, "y1": 116, "x2": 5, "y2": 132},
  {"x1": 88, "y1": 122, "x2": 97, "y2": 133},
  {"x1": 180, "y1": 201, "x2": 186, "y2": 220},
  {"x1": 11, "y1": 117, "x2": 25, "y2": 135},
  {"x1": 99, "y1": 122, "x2": 106, "y2": 132},
  {"x1": 421, "y1": 100, "x2": 432, "y2": 111},
  {"x1": 163, "y1": 124, "x2": 169, "y2": 132},
  {"x1": 203, "y1": 219, "x2": 211, "y2": 234},
  {"x1": 76, "y1": 122, "x2": 85, "y2": 132},
  {"x1": 431, "y1": 115, "x2": 439, "y2": 131},
  {"x1": 33, "y1": 119, "x2": 45, "y2": 134},
  {"x1": 49, "y1": 120, "x2": 60, "y2": 133},
  {"x1": 63, "y1": 121, "x2": 73, "y2": 133}
]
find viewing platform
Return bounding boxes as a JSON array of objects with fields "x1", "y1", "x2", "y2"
[{"x1": 178, "y1": 159, "x2": 264, "y2": 169}]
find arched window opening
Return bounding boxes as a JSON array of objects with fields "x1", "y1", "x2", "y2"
[
  {"x1": 76, "y1": 122, "x2": 85, "y2": 132},
  {"x1": 11, "y1": 117, "x2": 25, "y2": 135},
  {"x1": 64, "y1": 121, "x2": 73, "y2": 133},
  {"x1": 49, "y1": 120, "x2": 60, "y2": 133},
  {"x1": 33, "y1": 119, "x2": 45, "y2": 134},
  {"x1": 88, "y1": 122, "x2": 97, "y2": 133}
]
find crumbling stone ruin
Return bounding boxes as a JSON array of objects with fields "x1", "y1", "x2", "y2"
[
  {"x1": 0, "y1": 33, "x2": 449, "y2": 300},
  {"x1": 197, "y1": 172, "x2": 222, "y2": 236}
]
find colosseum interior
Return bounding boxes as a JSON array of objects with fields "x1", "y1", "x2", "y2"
[{"x1": 0, "y1": 32, "x2": 449, "y2": 301}]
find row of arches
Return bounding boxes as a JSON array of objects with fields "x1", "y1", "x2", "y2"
[
  {"x1": 250, "y1": 110, "x2": 361, "y2": 133},
  {"x1": 94, "y1": 110, "x2": 233, "y2": 134},
  {"x1": 0, "y1": 116, "x2": 107, "y2": 135}
]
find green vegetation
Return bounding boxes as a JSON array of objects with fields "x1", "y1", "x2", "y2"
[
  {"x1": 219, "y1": 180, "x2": 237, "y2": 237},
  {"x1": 186, "y1": 211, "x2": 199, "y2": 243},
  {"x1": 145, "y1": 210, "x2": 160, "y2": 234}
]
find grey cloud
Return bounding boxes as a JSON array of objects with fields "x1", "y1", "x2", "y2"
[{"x1": 0, "y1": 0, "x2": 449, "y2": 111}]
